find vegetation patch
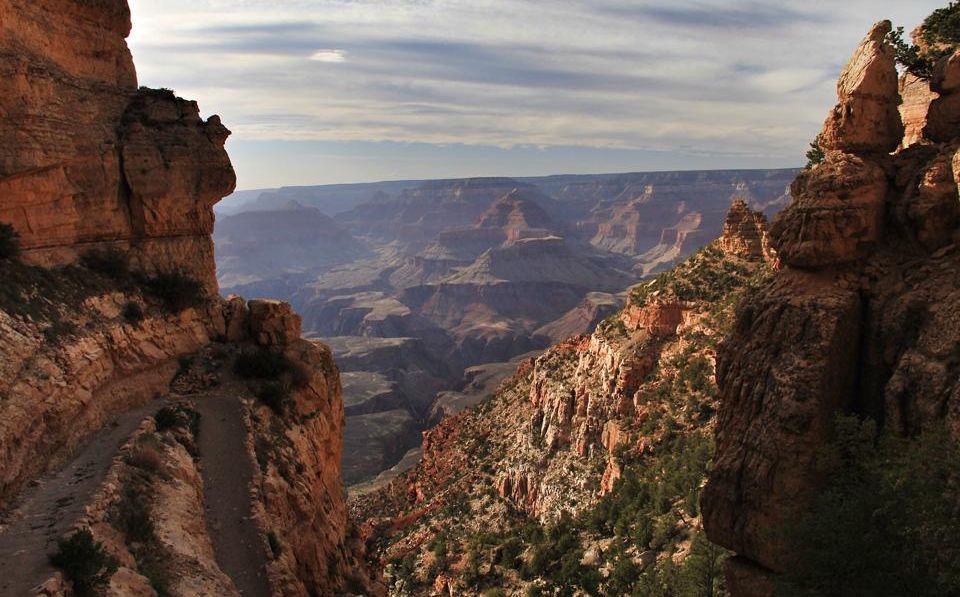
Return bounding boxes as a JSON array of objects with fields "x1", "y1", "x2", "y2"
[
  {"x1": 0, "y1": 222, "x2": 20, "y2": 260},
  {"x1": 628, "y1": 244, "x2": 768, "y2": 307},
  {"x1": 79, "y1": 247, "x2": 131, "y2": 282},
  {"x1": 122, "y1": 301, "x2": 145, "y2": 324},
  {"x1": 888, "y1": 2, "x2": 960, "y2": 79},
  {"x1": 236, "y1": 347, "x2": 309, "y2": 415},
  {"x1": 805, "y1": 137, "x2": 825, "y2": 168},
  {"x1": 48, "y1": 528, "x2": 118, "y2": 597},
  {"x1": 779, "y1": 416, "x2": 960, "y2": 597},
  {"x1": 155, "y1": 404, "x2": 200, "y2": 437},
  {"x1": 143, "y1": 270, "x2": 205, "y2": 313}
]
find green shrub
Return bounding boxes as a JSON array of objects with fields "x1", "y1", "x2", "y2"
[
  {"x1": 80, "y1": 247, "x2": 130, "y2": 281},
  {"x1": 255, "y1": 381, "x2": 291, "y2": 415},
  {"x1": 155, "y1": 405, "x2": 200, "y2": 436},
  {"x1": 43, "y1": 319, "x2": 79, "y2": 342},
  {"x1": 48, "y1": 529, "x2": 118, "y2": 597},
  {"x1": 116, "y1": 482, "x2": 154, "y2": 543},
  {"x1": 805, "y1": 138, "x2": 825, "y2": 168},
  {"x1": 126, "y1": 436, "x2": 164, "y2": 473},
  {"x1": 888, "y1": 3, "x2": 960, "y2": 79},
  {"x1": 122, "y1": 301, "x2": 144, "y2": 324},
  {"x1": 235, "y1": 347, "x2": 308, "y2": 386},
  {"x1": 0, "y1": 223, "x2": 20, "y2": 260},
  {"x1": 779, "y1": 416, "x2": 960, "y2": 597},
  {"x1": 144, "y1": 270, "x2": 205, "y2": 313}
]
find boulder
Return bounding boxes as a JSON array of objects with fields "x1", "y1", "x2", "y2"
[{"x1": 248, "y1": 299, "x2": 302, "y2": 348}]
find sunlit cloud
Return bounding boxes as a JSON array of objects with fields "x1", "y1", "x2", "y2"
[{"x1": 310, "y1": 48, "x2": 347, "y2": 62}]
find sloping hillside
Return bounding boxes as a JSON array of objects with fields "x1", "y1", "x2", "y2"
[{"x1": 352, "y1": 202, "x2": 775, "y2": 596}]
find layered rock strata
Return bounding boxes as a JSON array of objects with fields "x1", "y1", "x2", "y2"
[
  {"x1": 0, "y1": 0, "x2": 369, "y2": 594},
  {"x1": 703, "y1": 21, "x2": 960, "y2": 596},
  {"x1": 0, "y1": 0, "x2": 235, "y2": 292}
]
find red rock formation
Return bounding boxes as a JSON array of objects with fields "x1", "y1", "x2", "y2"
[
  {"x1": 703, "y1": 20, "x2": 960, "y2": 595},
  {"x1": 925, "y1": 49, "x2": 960, "y2": 142},
  {"x1": 0, "y1": 1, "x2": 375, "y2": 593},
  {"x1": 900, "y1": 73, "x2": 936, "y2": 148},
  {"x1": 818, "y1": 21, "x2": 904, "y2": 154},
  {"x1": 718, "y1": 199, "x2": 775, "y2": 262},
  {"x1": 0, "y1": 0, "x2": 235, "y2": 292},
  {"x1": 621, "y1": 301, "x2": 686, "y2": 336}
]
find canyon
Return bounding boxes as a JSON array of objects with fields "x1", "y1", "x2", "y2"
[
  {"x1": 2, "y1": 1, "x2": 958, "y2": 596},
  {"x1": 217, "y1": 170, "x2": 797, "y2": 484}
]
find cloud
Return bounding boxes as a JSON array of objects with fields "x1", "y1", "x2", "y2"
[
  {"x1": 310, "y1": 49, "x2": 347, "y2": 62},
  {"x1": 596, "y1": 0, "x2": 825, "y2": 29},
  {"x1": 126, "y1": 0, "x2": 946, "y2": 187}
]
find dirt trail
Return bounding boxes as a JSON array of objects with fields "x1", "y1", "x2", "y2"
[
  {"x1": 0, "y1": 398, "x2": 165, "y2": 596},
  {"x1": 195, "y1": 390, "x2": 270, "y2": 597}
]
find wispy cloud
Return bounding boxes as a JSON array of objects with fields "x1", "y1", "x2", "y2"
[
  {"x1": 310, "y1": 48, "x2": 348, "y2": 62},
  {"x1": 126, "y1": 0, "x2": 944, "y2": 187}
]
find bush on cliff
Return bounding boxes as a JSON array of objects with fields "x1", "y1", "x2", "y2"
[
  {"x1": 48, "y1": 529, "x2": 118, "y2": 597},
  {"x1": 779, "y1": 416, "x2": 960, "y2": 597},
  {"x1": 234, "y1": 347, "x2": 306, "y2": 385},
  {"x1": 79, "y1": 247, "x2": 131, "y2": 281},
  {"x1": 143, "y1": 270, "x2": 205, "y2": 313},
  {"x1": 888, "y1": 2, "x2": 960, "y2": 79},
  {"x1": 0, "y1": 222, "x2": 20, "y2": 260},
  {"x1": 805, "y1": 138, "x2": 826, "y2": 168}
]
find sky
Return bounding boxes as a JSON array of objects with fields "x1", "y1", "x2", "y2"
[{"x1": 127, "y1": 0, "x2": 942, "y2": 190}]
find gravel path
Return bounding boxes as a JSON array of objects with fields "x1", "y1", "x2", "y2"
[
  {"x1": 195, "y1": 391, "x2": 270, "y2": 597},
  {"x1": 0, "y1": 398, "x2": 165, "y2": 596}
]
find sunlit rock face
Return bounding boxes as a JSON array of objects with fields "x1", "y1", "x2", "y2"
[
  {"x1": 0, "y1": 0, "x2": 235, "y2": 292},
  {"x1": 704, "y1": 20, "x2": 960, "y2": 596}
]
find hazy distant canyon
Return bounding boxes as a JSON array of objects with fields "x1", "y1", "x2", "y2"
[{"x1": 214, "y1": 170, "x2": 797, "y2": 483}]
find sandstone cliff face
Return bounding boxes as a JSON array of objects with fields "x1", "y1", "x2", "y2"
[
  {"x1": 243, "y1": 305, "x2": 381, "y2": 595},
  {"x1": 0, "y1": 0, "x2": 235, "y2": 292},
  {"x1": 0, "y1": 1, "x2": 367, "y2": 594},
  {"x1": 703, "y1": 22, "x2": 960, "y2": 595},
  {"x1": 0, "y1": 280, "x2": 218, "y2": 504}
]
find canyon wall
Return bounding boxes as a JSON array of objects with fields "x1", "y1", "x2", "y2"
[
  {"x1": 0, "y1": 0, "x2": 235, "y2": 291},
  {"x1": 0, "y1": 1, "x2": 367, "y2": 594},
  {"x1": 703, "y1": 21, "x2": 960, "y2": 595}
]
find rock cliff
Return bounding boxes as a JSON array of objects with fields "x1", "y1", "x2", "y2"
[
  {"x1": 0, "y1": 0, "x2": 235, "y2": 292},
  {"x1": 0, "y1": 1, "x2": 368, "y2": 595},
  {"x1": 703, "y1": 20, "x2": 960, "y2": 595}
]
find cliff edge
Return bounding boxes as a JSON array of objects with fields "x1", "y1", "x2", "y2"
[{"x1": 703, "y1": 20, "x2": 960, "y2": 595}]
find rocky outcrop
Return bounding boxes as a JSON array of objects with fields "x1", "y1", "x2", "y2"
[
  {"x1": 925, "y1": 49, "x2": 960, "y2": 142},
  {"x1": 703, "y1": 20, "x2": 960, "y2": 595},
  {"x1": 772, "y1": 152, "x2": 887, "y2": 267},
  {"x1": 818, "y1": 21, "x2": 904, "y2": 154},
  {"x1": 0, "y1": 290, "x2": 218, "y2": 504},
  {"x1": 248, "y1": 336, "x2": 382, "y2": 595},
  {"x1": 0, "y1": 0, "x2": 235, "y2": 292},
  {"x1": 900, "y1": 73, "x2": 936, "y2": 148},
  {"x1": 718, "y1": 199, "x2": 775, "y2": 262}
]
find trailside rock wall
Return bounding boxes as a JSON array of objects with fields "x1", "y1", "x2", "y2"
[
  {"x1": 703, "y1": 21, "x2": 960, "y2": 596},
  {"x1": 0, "y1": 0, "x2": 235, "y2": 292}
]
